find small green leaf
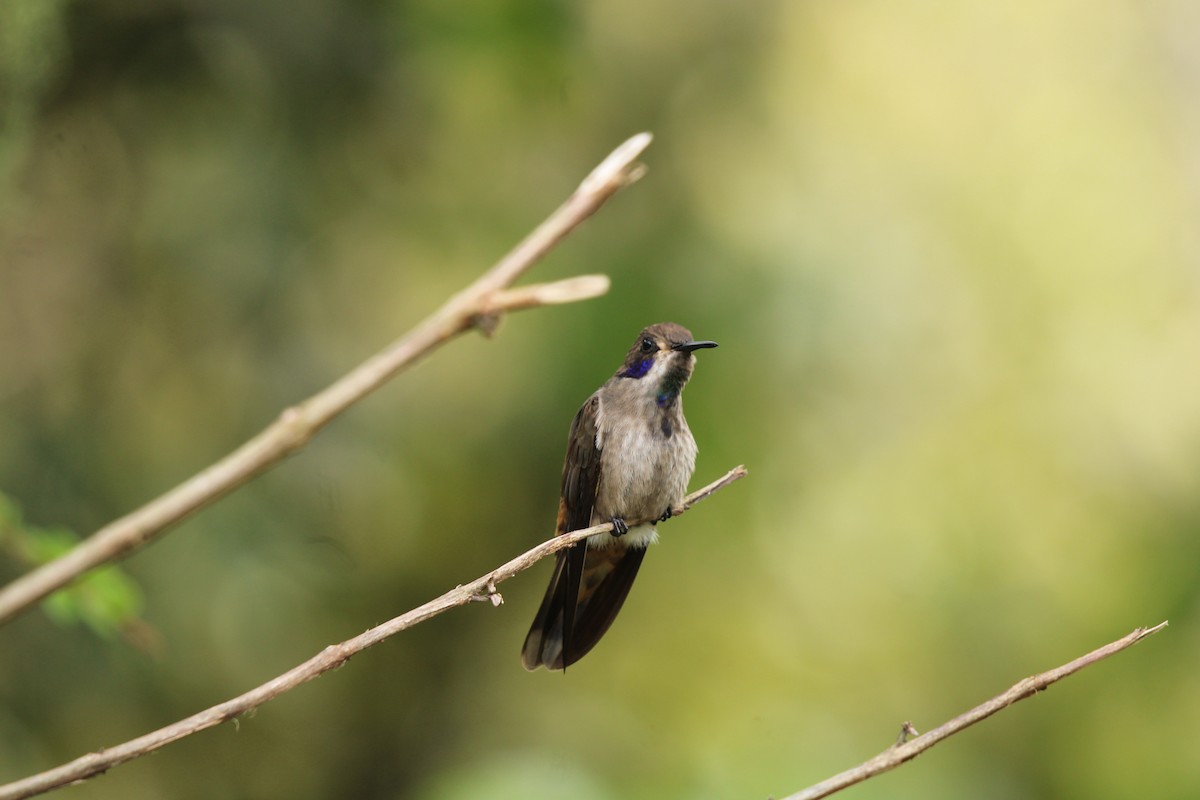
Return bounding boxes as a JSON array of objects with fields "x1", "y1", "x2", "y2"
[{"x1": 0, "y1": 492, "x2": 148, "y2": 642}]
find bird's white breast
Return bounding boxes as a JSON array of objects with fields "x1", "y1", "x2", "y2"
[{"x1": 588, "y1": 391, "x2": 698, "y2": 549}]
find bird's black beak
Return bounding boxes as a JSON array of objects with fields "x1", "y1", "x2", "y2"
[{"x1": 673, "y1": 340, "x2": 719, "y2": 353}]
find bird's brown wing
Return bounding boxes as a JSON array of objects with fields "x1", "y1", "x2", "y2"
[
  {"x1": 568, "y1": 544, "x2": 647, "y2": 664},
  {"x1": 520, "y1": 395, "x2": 602, "y2": 670}
]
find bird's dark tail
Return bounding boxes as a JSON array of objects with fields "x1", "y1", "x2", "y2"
[{"x1": 520, "y1": 542, "x2": 647, "y2": 671}]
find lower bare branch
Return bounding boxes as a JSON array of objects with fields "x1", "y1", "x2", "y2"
[
  {"x1": 0, "y1": 135, "x2": 651, "y2": 627},
  {"x1": 0, "y1": 466, "x2": 746, "y2": 800},
  {"x1": 779, "y1": 620, "x2": 1169, "y2": 800}
]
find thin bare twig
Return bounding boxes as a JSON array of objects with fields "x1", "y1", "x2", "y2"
[
  {"x1": 779, "y1": 621, "x2": 1169, "y2": 800},
  {"x1": 0, "y1": 465, "x2": 747, "y2": 800},
  {"x1": 0, "y1": 133, "x2": 653, "y2": 627}
]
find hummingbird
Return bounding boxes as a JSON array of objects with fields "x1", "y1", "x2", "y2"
[{"x1": 521, "y1": 322, "x2": 717, "y2": 671}]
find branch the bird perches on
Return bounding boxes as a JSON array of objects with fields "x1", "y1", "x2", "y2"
[{"x1": 0, "y1": 466, "x2": 748, "y2": 800}]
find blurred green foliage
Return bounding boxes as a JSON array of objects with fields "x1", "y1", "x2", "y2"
[
  {"x1": 2, "y1": 1, "x2": 1199, "y2": 799},
  {"x1": 0, "y1": 493, "x2": 145, "y2": 641},
  {"x1": 0, "y1": 0, "x2": 69, "y2": 197}
]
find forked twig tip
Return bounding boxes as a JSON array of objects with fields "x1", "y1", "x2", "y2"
[{"x1": 579, "y1": 132, "x2": 655, "y2": 195}]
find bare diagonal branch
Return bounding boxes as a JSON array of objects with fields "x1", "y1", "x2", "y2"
[
  {"x1": 0, "y1": 465, "x2": 747, "y2": 800},
  {"x1": 779, "y1": 620, "x2": 1169, "y2": 800},
  {"x1": 0, "y1": 134, "x2": 653, "y2": 627}
]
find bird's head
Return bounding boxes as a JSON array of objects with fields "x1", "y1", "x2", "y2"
[{"x1": 616, "y1": 322, "x2": 717, "y2": 406}]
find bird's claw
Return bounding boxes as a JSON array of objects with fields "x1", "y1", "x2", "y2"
[
  {"x1": 611, "y1": 517, "x2": 629, "y2": 536},
  {"x1": 658, "y1": 507, "x2": 674, "y2": 523}
]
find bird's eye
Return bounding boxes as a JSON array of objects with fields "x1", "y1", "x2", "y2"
[{"x1": 640, "y1": 338, "x2": 655, "y2": 354}]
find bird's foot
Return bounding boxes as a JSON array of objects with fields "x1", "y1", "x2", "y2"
[
  {"x1": 658, "y1": 506, "x2": 675, "y2": 523},
  {"x1": 611, "y1": 517, "x2": 629, "y2": 536}
]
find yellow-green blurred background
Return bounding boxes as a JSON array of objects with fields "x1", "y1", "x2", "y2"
[{"x1": 2, "y1": 1, "x2": 1199, "y2": 798}]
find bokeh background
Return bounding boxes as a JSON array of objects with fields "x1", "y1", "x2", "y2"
[{"x1": 2, "y1": 1, "x2": 1199, "y2": 798}]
